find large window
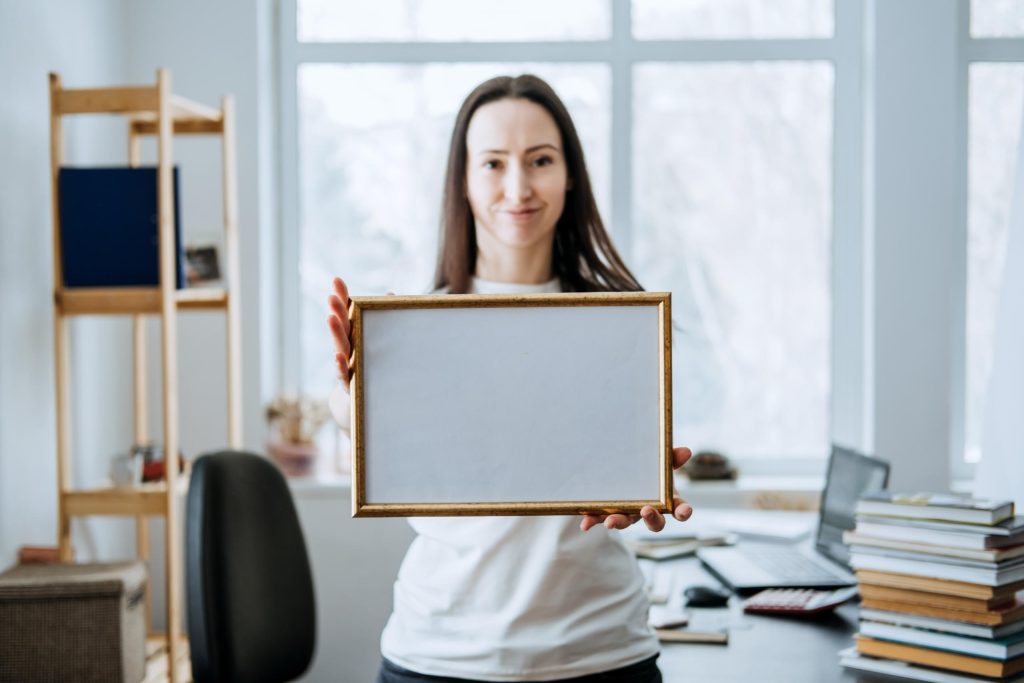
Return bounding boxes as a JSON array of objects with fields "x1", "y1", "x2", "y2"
[
  {"x1": 964, "y1": 3, "x2": 1024, "y2": 466},
  {"x1": 633, "y1": 61, "x2": 833, "y2": 457},
  {"x1": 280, "y1": 0, "x2": 853, "y2": 465}
]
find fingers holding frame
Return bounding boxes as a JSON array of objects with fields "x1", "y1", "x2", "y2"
[
  {"x1": 672, "y1": 446, "x2": 693, "y2": 470},
  {"x1": 579, "y1": 511, "x2": 640, "y2": 532},
  {"x1": 333, "y1": 276, "x2": 350, "y2": 309},
  {"x1": 672, "y1": 493, "x2": 693, "y2": 522},
  {"x1": 578, "y1": 445, "x2": 694, "y2": 532},
  {"x1": 327, "y1": 276, "x2": 355, "y2": 387}
]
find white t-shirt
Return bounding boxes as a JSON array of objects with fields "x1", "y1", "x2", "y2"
[{"x1": 330, "y1": 277, "x2": 658, "y2": 682}]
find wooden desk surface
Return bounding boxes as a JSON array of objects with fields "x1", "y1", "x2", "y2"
[{"x1": 655, "y1": 557, "x2": 901, "y2": 683}]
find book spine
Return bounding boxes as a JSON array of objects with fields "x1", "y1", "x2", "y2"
[
  {"x1": 854, "y1": 638, "x2": 1008, "y2": 679},
  {"x1": 860, "y1": 598, "x2": 1003, "y2": 623},
  {"x1": 851, "y1": 554, "x2": 1001, "y2": 585},
  {"x1": 859, "y1": 621, "x2": 1009, "y2": 659},
  {"x1": 855, "y1": 502, "x2": 995, "y2": 525},
  {"x1": 841, "y1": 646, "x2": 1000, "y2": 683},
  {"x1": 844, "y1": 531, "x2": 1001, "y2": 560},
  {"x1": 848, "y1": 544, "x2": 1004, "y2": 569},
  {"x1": 854, "y1": 523, "x2": 991, "y2": 549},
  {"x1": 858, "y1": 608, "x2": 997, "y2": 638}
]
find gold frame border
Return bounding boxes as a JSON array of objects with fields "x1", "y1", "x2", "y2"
[{"x1": 351, "y1": 292, "x2": 673, "y2": 518}]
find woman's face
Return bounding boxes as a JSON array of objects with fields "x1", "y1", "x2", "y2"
[{"x1": 464, "y1": 98, "x2": 568, "y2": 254}]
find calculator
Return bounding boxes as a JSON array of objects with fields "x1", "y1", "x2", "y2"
[{"x1": 741, "y1": 586, "x2": 858, "y2": 616}]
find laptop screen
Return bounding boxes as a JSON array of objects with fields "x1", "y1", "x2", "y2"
[{"x1": 814, "y1": 445, "x2": 890, "y2": 567}]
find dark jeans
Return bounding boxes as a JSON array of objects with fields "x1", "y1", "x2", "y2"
[{"x1": 376, "y1": 654, "x2": 662, "y2": 683}]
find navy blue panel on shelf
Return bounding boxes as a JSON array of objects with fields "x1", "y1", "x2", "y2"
[{"x1": 58, "y1": 166, "x2": 185, "y2": 288}]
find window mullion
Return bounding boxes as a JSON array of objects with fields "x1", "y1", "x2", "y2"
[
  {"x1": 293, "y1": 39, "x2": 835, "y2": 64},
  {"x1": 951, "y1": 0, "x2": 971, "y2": 483},
  {"x1": 830, "y1": 0, "x2": 868, "y2": 454},
  {"x1": 611, "y1": 0, "x2": 632, "y2": 255},
  {"x1": 629, "y1": 38, "x2": 836, "y2": 61},
  {"x1": 279, "y1": 0, "x2": 300, "y2": 393},
  {"x1": 294, "y1": 41, "x2": 614, "y2": 63},
  {"x1": 964, "y1": 37, "x2": 1024, "y2": 61}
]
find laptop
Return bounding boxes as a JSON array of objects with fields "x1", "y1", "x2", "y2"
[{"x1": 696, "y1": 445, "x2": 890, "y2": 593}]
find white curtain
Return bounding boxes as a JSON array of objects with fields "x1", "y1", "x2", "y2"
[{"x1": 974, "y1": 89, "x2": 1024, "y2": 510}]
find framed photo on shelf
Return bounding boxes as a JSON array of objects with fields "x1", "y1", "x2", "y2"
[{"x1": 185, "y1": 243, "x2": 221, "y2": 287}]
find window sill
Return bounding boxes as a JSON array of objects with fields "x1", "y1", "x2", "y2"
[
  {"x1": 285, "y1": 472, "x2": 827, "y2": 508},
  {"x1": 285, "y1": 472, "x2": 976, "y2": 507},
  {"x1": 677, "y1": 473, "x2": 823, "y2": 510}
]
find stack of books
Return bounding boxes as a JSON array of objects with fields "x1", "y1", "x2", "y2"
[{"x1": 840, "y1": 492, "x2": 1024, "y2": 682}]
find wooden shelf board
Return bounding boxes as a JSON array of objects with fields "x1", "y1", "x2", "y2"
[
  {"x1": 56, "y1": 87, "x2": 220, "y2": 128},
  {"x1": 177, "y1": 287, "x2": 230, "y2": 309},
  {"x1": 144, "y1": 636, "x2": 191, "y2": 683},
  {"x1": 57, "y1": 86, "x2": 159, "y2": 115},
  {"x1": 170, "y1": 95, "x2": 221, "y2": 122},
  {"x1": 56, "y1": 287, "x2": 228, "y2": 315},
  {"x1": 63, "y1": 481, "x2": 188, "y2": 517},
  {"x1": 131, "y1": 117, "x2": 224, "y2": 136}
]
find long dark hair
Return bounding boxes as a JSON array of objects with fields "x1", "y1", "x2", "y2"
[{"x1": 434, "y1": 74, "x2": 643, "y2": 294}]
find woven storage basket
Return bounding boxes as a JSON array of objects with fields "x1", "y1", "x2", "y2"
[{"x1": 0, "y1": 560, "x2": 147, "y2": 683}]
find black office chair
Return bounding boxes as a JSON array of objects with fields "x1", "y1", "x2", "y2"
[{"x1": 186, "y1": 450, "x2": 316, "y2": 683}]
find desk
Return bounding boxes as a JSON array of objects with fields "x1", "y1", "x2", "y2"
[
  {"x1": 655, "y1": 556, "x2": 899, "y2": 683},
  {"x1": 290, "y1": 494, "x2": 897, "y2": 683}
]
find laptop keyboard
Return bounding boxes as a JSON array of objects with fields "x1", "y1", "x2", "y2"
[{"x1": 740, "y1": 547, "x2": 844, "y2": 582}]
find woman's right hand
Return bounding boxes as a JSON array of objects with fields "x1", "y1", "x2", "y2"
[{"x1": 327, "y1": 277, "x2": 353, "y2": 390}]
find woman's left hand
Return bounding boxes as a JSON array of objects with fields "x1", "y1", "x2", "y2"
[{"x1": 580, "y1": 446, "x2": 694, "y2": 532}]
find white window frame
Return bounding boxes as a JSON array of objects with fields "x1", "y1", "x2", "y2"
[{"x1": 275, "y1": 0, "x2": 865, "y2": 477}]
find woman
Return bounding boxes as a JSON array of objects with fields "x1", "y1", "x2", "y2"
[{"x1": 328, "y1": 75, "x2": 694, "y2": 683}]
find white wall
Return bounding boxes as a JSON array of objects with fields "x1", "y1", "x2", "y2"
[
  {"x1": 292, "y1": 487, "x2": 414, "y2": 682},
  {"x1": 0, "y1": 0, "x2": 131, "y2": 568},
  {"x1": 0, "y1": 0, "x2": 276, "y2": 623},
  {"x1": 866, "y1": 0, "x2": 960, "y2": 491},
  {"x1": 119, "y1": 0, "x2": 278, "y2": 630},
  {"x1": 123, "y1": 0, "x2": 274, "y2": 458}
]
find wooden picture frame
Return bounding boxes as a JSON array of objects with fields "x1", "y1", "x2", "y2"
[{"x1": 350, "y1": 292, "x2": 672, "y2": 517}]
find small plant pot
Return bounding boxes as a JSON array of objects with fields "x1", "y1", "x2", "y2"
[{"x1": 267, "y1": 440, "x2": 319, "y2": 478}]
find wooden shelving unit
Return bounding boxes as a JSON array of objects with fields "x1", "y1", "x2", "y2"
[
  {"x1": 49, "y1": 68, "x2": 241, "y2": 683},
  {"x1": 143, "y1": 636, "x2": 192, "y2": 683}
]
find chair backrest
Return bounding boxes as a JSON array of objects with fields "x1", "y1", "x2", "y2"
[{"x1": 187, "y1": 450, "x2": 316, "y2": 683}]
